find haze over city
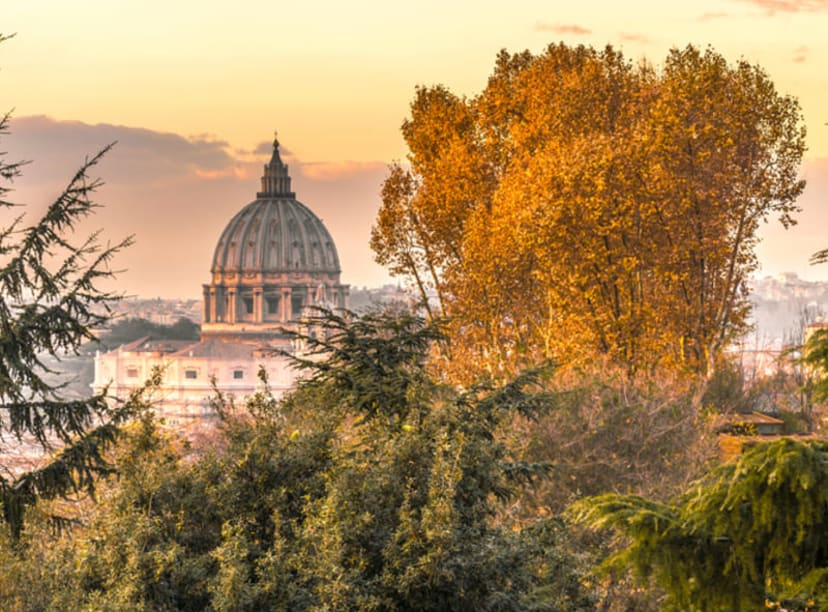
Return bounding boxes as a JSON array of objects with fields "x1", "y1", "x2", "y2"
[{"x1": 3, "y1": 0, "x2": 828, "y2": 297}]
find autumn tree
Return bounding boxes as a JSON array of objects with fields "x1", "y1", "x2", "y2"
[
  {"x1": 373, "y1": 43, "x2": 806, "y2": 380},
  {"x1": 0, "y1": 45, "x2": 133, "y2": 537}
]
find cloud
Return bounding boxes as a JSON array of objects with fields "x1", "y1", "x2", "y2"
[
  {"x1": 792, "y1": 45, "x2": 808, "y2": 63},
  {"x1": 1, "y1": 116, "x2": 392, "y2": 297},
  {"x1": 698, "y1": 11, "x2": 730, "y2": 20},
  {"x1": 192, "y1": 166, "x2": 252, "y2": 181},
  {"x1": 253, "y1": 140, "x2": 274, "y2": 155},
  {"x1": 301, "y1": 160, "x2": 387, "y2": 182},
  {"x1": 618, "y1": 32, "x2": 650, "y2": 43},
  {"x1": 5, "y1": 115, "x2": 237, "y2": 186},
  {"x1": 249, "y1": 139, "x2": 294, "y2": 157},
  {"x1": 534, "y1": 21, "x2": 592, "y2": 35},
  {"x1": 733, "y1": 0, "x2": 828, "y2": 13}
]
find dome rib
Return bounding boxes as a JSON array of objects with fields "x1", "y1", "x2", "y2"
[
  {"x1": 238, "y1": 207, "x2": 258, "y2": 271},
  {"x1": 211, "y1": 197, "x2": 340, "y2": 276}
]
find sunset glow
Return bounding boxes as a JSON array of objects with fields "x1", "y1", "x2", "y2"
[{"x1": 3, "y1": 0, "x2": 828, "y2": 296}]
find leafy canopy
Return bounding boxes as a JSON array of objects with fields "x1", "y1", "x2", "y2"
[{"x1": 373, "y1": 43, "x2": 806, "y2": 379}]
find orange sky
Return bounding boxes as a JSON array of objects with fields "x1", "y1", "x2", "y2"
[{"x1": 2, "y1": 1, "x2": 828, "y2": 296}]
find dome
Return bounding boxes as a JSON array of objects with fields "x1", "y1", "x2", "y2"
[
  {"x1": 201, "y1": 134, "x2": 348, "y2": 339},
  {"x1": 211, "y1": 199, "x2": 340, "y2": 275},
  {"x1": 210, "y1": 138, "x2": 340, "y2": 276}
]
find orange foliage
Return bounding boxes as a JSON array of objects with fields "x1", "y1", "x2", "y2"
[{"x1": 372, "y1": 44, "x2": 806, "y2": 381}]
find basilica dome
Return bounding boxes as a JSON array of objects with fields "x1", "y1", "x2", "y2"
[
  {"x1": 211, "y1": 141, "x2": 340, "y2": 276},
  {"x1": 201, "y1": 136, "x2": 348, "y2": 339},
  {"x1": 211, "y1": 199, "x2": 340, "y2": 276}
]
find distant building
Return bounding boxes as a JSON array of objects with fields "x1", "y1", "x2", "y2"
[{"x1": 94, "y1": 136, "x2": 348, "y2": 428}]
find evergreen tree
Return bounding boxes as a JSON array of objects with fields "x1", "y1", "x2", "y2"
[
  {"x1": 0, "y1": 91, "x2": 133, "y2": 538},
  {"x1": 265, "y1": 307, "x2": 594, "y2": 610},
  {"x1": 573, "y1": 438, "x2": 828, "y2": 610},
  {"x1": 804, "y1": 248, "x2": 828, "y2": 403}
]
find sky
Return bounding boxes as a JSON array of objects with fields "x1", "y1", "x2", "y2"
[{"x1": 2, "y1": 0, "x2": 828, "y2": 298}]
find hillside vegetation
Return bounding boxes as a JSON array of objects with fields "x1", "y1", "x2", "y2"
[{"x1": 4, "y1": 40, "x2": 827, "y2": 610}]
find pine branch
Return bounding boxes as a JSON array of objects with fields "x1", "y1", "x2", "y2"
[{"x1": 0, "y1": 112, "x2": 134, "y2": 537}]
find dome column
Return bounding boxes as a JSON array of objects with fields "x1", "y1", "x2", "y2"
[
  {"x1": 282, "y1": 287, "x2": 292, "y2": 321},
  {"x1": 213, "y1": 285, "x2": 227, "y2": 321},
  {"x1": 203, "y1": 285, "x2": 211, "y2": 322},
  {"x1": 209, "y1": 287, "x2": 218, "y2": 322},
  {"x1": 226, "y1": 287, "x2": 237, "y2": 323},
  {"x1": 253, "y1": 287, "x2": 263, "y2": 323}
]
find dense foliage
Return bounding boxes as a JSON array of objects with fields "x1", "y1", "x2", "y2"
[
  {"x1": 0, "y1": 309, "x2": 596, "y2": 610},
  {"x1": 97, "y1": 316, "x2": 199, "y2": 350},
  {"x1": 521, "y1": 366, "x2": 714, "y2": 515},
  {"x1": 574, "y1": 438, "x2": 828, "y2": 610}
]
